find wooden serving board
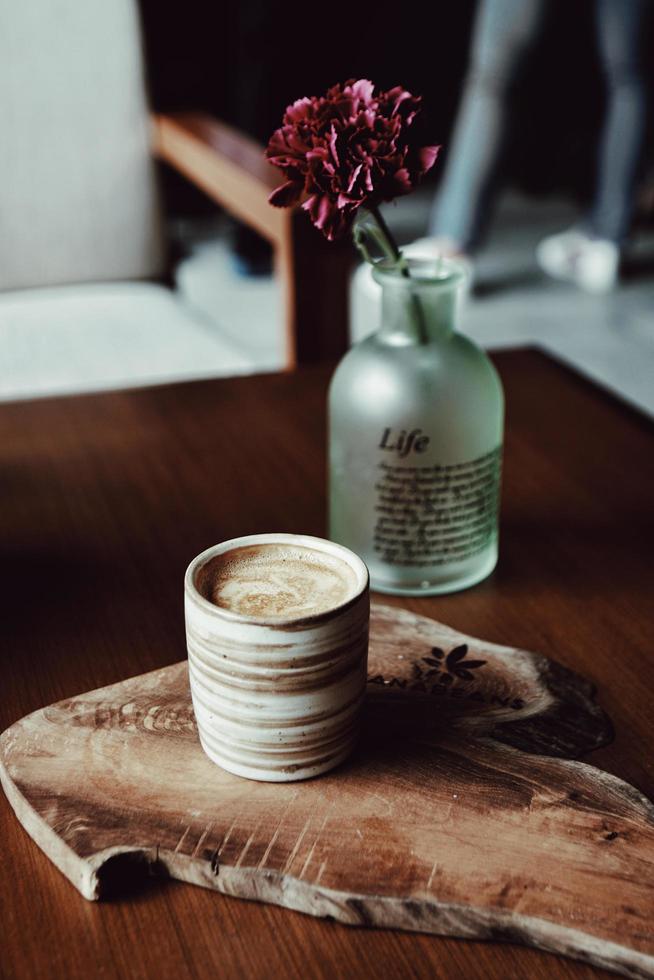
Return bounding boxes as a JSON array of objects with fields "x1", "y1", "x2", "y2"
[{"x1": 2, "y1": 604, "x2": 653, "y2": 978}]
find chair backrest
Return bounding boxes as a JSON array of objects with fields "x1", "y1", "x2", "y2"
[{"x1": 0, "y1": 0, "x2": 165, "y2": 292}]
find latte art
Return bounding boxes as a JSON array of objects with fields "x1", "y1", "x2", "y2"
[{"x1": 199, "y1": 543, "x2": 359, "y2": 620}]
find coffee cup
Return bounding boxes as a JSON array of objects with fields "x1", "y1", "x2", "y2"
[{"x1": 184, "y1": 533, "x2": 370, "y2": 781}]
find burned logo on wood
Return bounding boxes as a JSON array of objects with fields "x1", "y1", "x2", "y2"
[{"x1": 369, "y1": 644, "x2": 526, "y2": 710}]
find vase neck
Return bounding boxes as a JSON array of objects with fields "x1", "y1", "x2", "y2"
[{"x1": 373, "y1": 258, "x2": 466, "y2": 345}]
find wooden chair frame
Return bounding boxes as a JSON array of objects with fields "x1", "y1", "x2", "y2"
[{"x1": 153, "y1": 113, "x2": 353, "y2": 369}]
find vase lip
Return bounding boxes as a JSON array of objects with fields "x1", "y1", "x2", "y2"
[{"x1": 372, "y1": 255, "x2": 468, "y2": 289}]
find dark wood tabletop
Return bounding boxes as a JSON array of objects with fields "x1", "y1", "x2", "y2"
[{"x1": 1, "y1": 348, "x2": 653, "y2": 980}]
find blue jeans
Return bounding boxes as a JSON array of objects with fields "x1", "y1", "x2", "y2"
[{"x1": 429, "y1": 0, "x2": 649, "y2": 247}]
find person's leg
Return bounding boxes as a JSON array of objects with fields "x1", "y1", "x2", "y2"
[
  {"x1": 537, "y1": 0, "x2": 649, "y2": 291},
  {"x1": 429, "y1": 0, "x2": 546, "y2": 251},
  {"x1": 585, "y1": 0, "x2": 649, "y2": 244}
]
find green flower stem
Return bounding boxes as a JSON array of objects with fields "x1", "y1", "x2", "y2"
[
  {"x1": 367, "y1": 206, "x2": 406, "y2": 268},
  {"x1": 365, "y1": 206, "x2": 428, "y2": 344}
]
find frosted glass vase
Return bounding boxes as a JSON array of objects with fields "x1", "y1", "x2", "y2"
[{"x1": 329, "y1": 257, "x2": 504, "y2": 596}]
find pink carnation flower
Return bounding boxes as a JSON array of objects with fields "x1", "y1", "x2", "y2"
[{"x1": 266, "y1": 79, "x2": 440, "y2": 241}]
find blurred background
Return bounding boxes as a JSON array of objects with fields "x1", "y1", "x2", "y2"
[
  {"x1": 2, "y1": 0, "x2": 653, "y2": 410},
  {"x1": 143, "y1": 0, "x2": 653, "y2": 215}
]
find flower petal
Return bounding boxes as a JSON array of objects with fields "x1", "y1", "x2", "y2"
[
  {"x1": 392, "y1": 167, "x2": 413, "y2": 192},
  {"x1": 446, "y1": 645, "x2": 469, "y2": 665},
  {"x1": 269, "y1": 181, "x2": 302, "y2": 208},
  {"x1": 419, "y1": 145, "x2": 441, "y2": 173},
  {"x1": 285, "y1": 97, "x2": 314, "y2": 123},
  {"x1": 350, "y1": 79, "x2": 375, "y2": 104}
]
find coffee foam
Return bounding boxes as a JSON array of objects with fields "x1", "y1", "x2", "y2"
[{"x1": 197, "y1": 543, "x2": 360, "y2": 620}]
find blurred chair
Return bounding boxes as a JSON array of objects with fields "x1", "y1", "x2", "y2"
[{"x1": 0, "y1": 0, "x2": 350, "y2": 401}]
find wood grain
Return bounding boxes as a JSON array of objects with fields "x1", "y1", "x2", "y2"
[
  {"x1": 1, "y1": 349, "x2": 653, "y2": 980},
  {"x1": 4, "y1": 603, "x2": 654, "y2": 978}
]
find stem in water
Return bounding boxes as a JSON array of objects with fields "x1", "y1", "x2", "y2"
[{"x1": 365, "y1": 207, "x2": 428, "y2": 344}]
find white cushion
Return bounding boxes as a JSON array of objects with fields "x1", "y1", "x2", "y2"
[
  {"x1": 175, "y1": 238, "x2": 285, "y2": 372},
  {"x1": 0, "y1": 283, "x2": 255, "y2": 401},
  {"x1": 0, "y1": 0, "x2": 164, "y2": 291}
]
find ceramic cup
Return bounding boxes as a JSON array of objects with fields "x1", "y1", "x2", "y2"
[{"x1": 184, "y1": 533, "x2": 370, "y2": 782}]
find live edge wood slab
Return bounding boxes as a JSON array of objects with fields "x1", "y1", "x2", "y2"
[{"x1": 2, "y1": 604, "x2": 653, "y2": 979}]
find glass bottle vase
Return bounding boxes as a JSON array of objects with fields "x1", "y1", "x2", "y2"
[{"x1": 329, "y1": 257, "x2": 504, "y2": 596}]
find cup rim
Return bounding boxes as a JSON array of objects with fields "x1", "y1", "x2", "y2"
[{"x1": 184, "y1": 532, "x2": 370, "y2": 627}]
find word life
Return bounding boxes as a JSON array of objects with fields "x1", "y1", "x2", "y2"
[{"x1": 379, "y1": 427, "x2": 430, "y2": 459}]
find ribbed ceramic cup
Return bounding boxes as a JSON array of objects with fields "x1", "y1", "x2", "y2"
[{"x1": 184, "y1": 533, "x2": 370, "y2": 782}]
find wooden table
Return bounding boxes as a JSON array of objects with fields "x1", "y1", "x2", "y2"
[{"x1": 1, "y1": 349, "x2": 653, "y2": 980}]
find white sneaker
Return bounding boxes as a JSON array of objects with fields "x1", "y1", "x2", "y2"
[{"x1": 536, "y1": 229, "x2": 620, "y2": 293}]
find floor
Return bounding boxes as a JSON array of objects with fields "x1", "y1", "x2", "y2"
[{"x1": 2, "y1": 189, "x2": 653, "y2": 415}]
